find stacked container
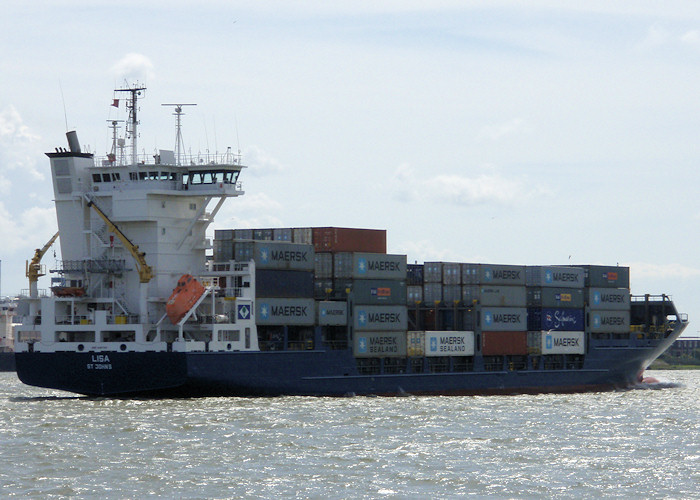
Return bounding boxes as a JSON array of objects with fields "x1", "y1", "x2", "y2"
[{"x1": 582, "y1": 265, "x2": 631, "y2": 336}]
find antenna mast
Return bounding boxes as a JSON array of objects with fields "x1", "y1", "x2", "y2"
[
  {"x1": 115, "y1": 84, "x2": 146, "y2": 166},
  {"x1": 107, "y1": 120, "x2": 124, "y2": 164},
  {"x1": 162, "y1": 103, "x2": 196, "y2": 166}
]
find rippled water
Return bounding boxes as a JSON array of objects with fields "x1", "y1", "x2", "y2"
[{"x1": 0, "y1": 371, "x2": 698, "y2": 499}]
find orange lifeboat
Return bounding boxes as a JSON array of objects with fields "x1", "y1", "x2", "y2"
[{"x1": 166, "y1": 274, "x2": 206, "y2": 325}]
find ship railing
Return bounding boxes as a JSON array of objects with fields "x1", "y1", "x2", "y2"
[
  {"x1": 17, "y1": 330, "x2": 41, "y2": 342},
  {"x1": 94, "y1": 149, "x2": 243, "y2": 168},
  {"x1": 222, "y1": 287, "x2": 244, "y2": 298},
  {"x1": 19, "y1": 289, "x2": 49, "y2": 298},
  {"x1": 107, "y1": 314, "x2": 139, "y2": 325}
]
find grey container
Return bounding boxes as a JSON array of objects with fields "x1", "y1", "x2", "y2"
[
  {"x1": 423, "y1": 283, "x2": 443, "y2": 303},
  {"x1": 293, "y1": 227, "x2": 313, "y2": 244},
  {"x1": 442, "y1": 263, "x2": 461, "y2": 285},
  {"x1": 477, "y1": 264, "x2": 526, "y2": 285},
  {"x1": 253, "y1": 229, "x2": 274, "y2": 241},
  {"x1": 479, "y1": 307, "x2": 528, "y2": 332},
  {"x1": 442, "y1": 285, "x2": 462, "y2": 303},
  {"x1": 214, "y1": 229, "x2": 233, "y2": 241},
  {"x1": 461, "y1": 263, "x2": 479, "y2": 284},
  {"x1": 213, "y1": 240, "x2": 233, "y2": 262},
  {"x1": 333, "y1": 252, "x2": 354, "y2": 279},
  {"x1": 317, "y1": 301, "x2": 348, "y2": 326},
  {"x1": 353, "y1": 253, "x2": 406, "y2": 280},
  {"x1": 407, "y1": 285, "x2": 423, "y2": 304},
  {"x1": 255, "y1": 269, "x2": 313, "y2": 298},
  {"x1": 353, "y1": 305, "x2": 408, "y2": 331},
  {"x1": 233, "y1": 229, "x2": 253, "y2": 240},
  {"x1": 314, "y1": 252, "x2": 333, "y2": 279},
  {"x1": 587, "y1": 309, "x2": 631, "y2": 333},
  {"x1": 273, "y1": 228, "x2": 293, "y2": 241},
  {"x1": 256, "y1": 298, "x2": 315, "y2": 325},
  {"x1": 424, "y1": 262, "x2": 443, "y2": 283},
  {"x1": 252, "y1": 241, "x2": 315, "y2": 271},
  {"x1": 527, "y1": 287, "x2": 584, "y2": 308},
  {"x1": 588, "y1": 287, "x2": 630, "y2": 310},
  {"x1": 478, "y1": 285, "x2": 527, "y2": 307},
  {"x1": 351, "y1": 279, "x2": 407, "y2": 305},
  {"x1": 526, "y1": 266, "x2": 584, "y2": 288},
  {"x1": 582, "y1": 265, "x2": 630, "y2": 289},
  {"x1": 353, "y1": 331, "x2": 407, "y2": 358}
]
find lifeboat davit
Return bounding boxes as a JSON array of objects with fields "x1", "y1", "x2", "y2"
[{"x1": 166, "y1": 274, "x2": 206, "y2": 325}]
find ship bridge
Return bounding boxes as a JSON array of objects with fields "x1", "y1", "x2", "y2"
[{"x1": 89, "y1": 150, "x2": 245, "y2": 198}]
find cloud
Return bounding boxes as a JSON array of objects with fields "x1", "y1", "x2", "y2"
[
  {"x1": 0, "y1": 106, "x2": 43, "y2": 181},
  {"x1": 212, "y1": 192, "x2": 284, "y2": 230},
  {"x1": 110, "y1": 53, "x2": 155, "y2": 82},
  {"x1": 244, "y1": 145, "x2": 286, "y2": 177},
  {"x1": 0, "y1": 202, "x2": 56, "y2": 254},
  {"x1": 390, "y1": 164, "x2": 541, "y2": 206},
  {"x1": 681, "y1": 30, "x2": 700, "y2": 46}
]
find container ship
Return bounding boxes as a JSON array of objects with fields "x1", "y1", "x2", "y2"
[{"x1": 14, "y1": 86, "x2": 688, "y2": 396}]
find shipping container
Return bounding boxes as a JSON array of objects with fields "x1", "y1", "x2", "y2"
[
  {"x1": 424, "y1": 262, "x2": 443, "y2": 283},
  {"x1": 478, "y1": 286, "x2": 527, "y2": 307},
  {"x1": 253, "y1": 228, "x2": 274, "y2": 241},
  {"x1": 317, "y1": 301, "x2": 347, "y2": 326},
  {"x1": 527, "y1": 287, "x2": 584, "y2": 308},
  {"x1": 527, "y1": 307, "x2": 584, "y2": 332},
  {"x1": 314, "y1": 252, "x2": 333, "y2": 279},
  {"x1": 334, "y1": 252, "x2": 406, "y2": 280},
  {"x1": 353, "y1": 253, "x2": 406, "y2": 280},
  {"x1": 442, "y1": 263, "x2": 461, "y2": 285},
  {"x1": 214, "y1": 229, "x2": 233, "y2": 240},
  {"x1": 273, "y1": 228, "x2": 293, "y2": 241},
  {"x1": 312, "y1": 227, "x2": 386, "y2": 253},
  {"x1": 442, "y1": 285, "x2": 462, "y2": 303},
  {"x1": 581, "y1": 265, "x2": 630, "y2": 289},
  {"x1": 526, "y1": 266, "x2": 584, "y2": 288},
  {"x1": 333, "y1": 280, "x2": 354, "y2": 299},
  {"x1": 461, "y1": 263, "x2": 479, "y2": 284},
  {"x1": 353, "y1": 305, "x2": 407, "y2": 331},
  {"x1": 256, "y1": 298, "x2": 315, "y2": 325},
  {"x1": 354, "y1": 331, "x2": 407, "y2": 358},
  {"x1": 407, "y1": 264, "x2": 424, "y2": 285},
  {"x1": 425, "y1": 331, "x2": 475, "y2": 357},
  {"x1": 314, "y1": 279, "x2": 334, "y2": 299},
  {"x1": 588, "y1": 309, "x2": 631, "y2": 333},
  {"x1": 481, "y1": 331, "x2": 528, "y2": 355},
  {"x1": 476, "y1": 264, "x2": 526, "y2": 285},
  {"x1": 423, "y1": 283, "x2": 442, "y2": 303},
  {"x1": 213, "y1": 240, "x2": 233, "y2": 262},
  {"x1": 528, "y1": 330, "x2": 585, "y2": 355},
  {"x1": 480, "y1": 307, "x2": 527, "y2": 331},
  {"x1": 233, "y1": 228, "x2": 253, "y2": 240},
  {"x1": 407, "y1": 285, "x2": 423, "y2": 304},
  {"x1": 234, "y1": 241, "x2": 315, "y2": 271},
  {"x1": 293, "y1": 227, "x2": 313, "y2": 245},
  {"x1": 407, "y1": 331, "x2": 425, "y2": 357},
  {"x1": 351, "y1": 279, "x2": 406, "y2": 305},
  {"x1": 587, "y1": 287, "x2": 630, "y2": 310},
  {"x1": 462, "y1": 309, "x2": 477, "y2": 330},
  {"x1": 255, "y1": 270, "x2": 314, "y2": 298}
]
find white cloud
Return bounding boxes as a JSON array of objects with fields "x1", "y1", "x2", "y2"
[
  {"x1": 244, "y1": 145, "x2": 286, "y2": 177},
  {"x1": 390, "y1": 164, "x2": 542, "y2": 206},
  {"x1": 0, "y1": 106, "x2": 42, "y2": 181},
  {"x1": 110, "y1": 53, "x2": 155, "y2": 82}
]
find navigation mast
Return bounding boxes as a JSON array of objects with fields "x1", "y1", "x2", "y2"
[
  {"x1": 115, "y1": 85, "x2": 146, "y2": 166},
  {"x1": 162, "y1": 103, "x2": 196, "y2": 166}
]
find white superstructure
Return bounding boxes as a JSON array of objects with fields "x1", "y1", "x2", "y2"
[{"x1": 15, "y1": 85, "x2": 258, "y2": 354}]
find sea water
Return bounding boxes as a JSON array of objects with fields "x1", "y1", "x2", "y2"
[{"x1": 0, "y1": 370, "x2": 697, "y2": 499}]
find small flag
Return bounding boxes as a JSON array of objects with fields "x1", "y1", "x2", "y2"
[{"x1": 112, "y1": 99, "x2": 119, "y2": 107}]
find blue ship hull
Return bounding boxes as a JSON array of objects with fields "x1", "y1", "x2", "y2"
[{"x1": 15, "y1": 334, "x2": 677, "y2": 397}]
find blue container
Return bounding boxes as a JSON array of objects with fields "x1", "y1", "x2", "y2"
[{"x1": 527, "y1": 307, "x2": 584, "y2": 332}]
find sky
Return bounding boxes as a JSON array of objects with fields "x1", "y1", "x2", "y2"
[{"x1": 1, "y1": 1, "x2": 699, "y2": 336}]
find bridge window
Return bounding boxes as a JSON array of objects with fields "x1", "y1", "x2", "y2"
[{"x1": 92, "y1": 174, "x2": 101, "y2": 183}]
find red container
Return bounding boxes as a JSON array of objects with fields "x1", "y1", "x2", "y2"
[
  {"x1": 311, "y1": 227, "x2": 386, "y2": 253},
  {"x1": 481, "y1": 331, "x2": 528, "y2": 356}
]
